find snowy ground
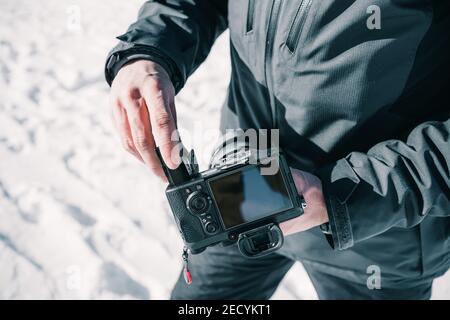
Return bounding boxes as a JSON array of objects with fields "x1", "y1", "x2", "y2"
[{"x1": 0, "y1": 0, "x2": 448, "y2": 300}]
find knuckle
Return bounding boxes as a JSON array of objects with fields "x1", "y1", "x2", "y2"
[
  {"x1": 124, "y1": 87, "x2": 141, "y2": 101},
  {"x1": 121, "y1": 138, "x2": 135, "y2": 152},
  {"x1": 134, "y1": 135, "x2": 153, "y2": 151},
  {"x1": 154, "y1": 112, "x2": 172, "y2": 130}
]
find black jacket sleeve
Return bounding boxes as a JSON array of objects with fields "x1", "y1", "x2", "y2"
[
  {"x1": 316, "y1": 118, "x2": 450, "y2": 250},
  {"x1": 104, "y1": 0, "x2": 228, "y2": 93}
]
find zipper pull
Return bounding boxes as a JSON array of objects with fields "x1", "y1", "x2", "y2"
[{"x1": 182, "y1": 247, "x2": 192, "y2": 285}]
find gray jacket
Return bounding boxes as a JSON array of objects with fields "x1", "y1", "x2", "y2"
[{"x1": 105, "y1": 0, "x2": 450, "y2": 287}]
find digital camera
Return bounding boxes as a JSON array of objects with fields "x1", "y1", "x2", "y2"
[{"x1": 157, "y1": 147, "x2": 305, "y2": 258}]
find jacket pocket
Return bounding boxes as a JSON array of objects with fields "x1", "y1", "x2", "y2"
[
  {"x1": 286, "y1": 0, "x2": 313, "y2": 53},
  {"x1": 246, "y1": 0, "x2": 255, "y2": 33}
]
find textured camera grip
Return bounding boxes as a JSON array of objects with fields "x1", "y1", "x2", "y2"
[{"x1": 166, "y1": 191, "x2": 205, "y2": 243}]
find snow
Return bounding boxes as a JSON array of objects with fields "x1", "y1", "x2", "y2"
[{"x1": 0, "y1": 0, "x2": 448, "y2": 300}]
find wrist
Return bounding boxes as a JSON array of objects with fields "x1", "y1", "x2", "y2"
[{"x1": 105, "y1": 44, "x2": 183, "y2": 92}]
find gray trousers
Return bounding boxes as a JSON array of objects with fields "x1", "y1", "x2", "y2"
[{"x1": 170, "y1": 242, "x2": 433, "y2": 300}]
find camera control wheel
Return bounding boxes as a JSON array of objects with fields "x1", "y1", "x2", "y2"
[{"x1": 186, "y1": 191, "x2": 210, "y2": 214}]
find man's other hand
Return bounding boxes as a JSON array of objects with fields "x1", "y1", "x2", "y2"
[{"x1": 280, "y1": 168, "x2": 329, "y2": 235}]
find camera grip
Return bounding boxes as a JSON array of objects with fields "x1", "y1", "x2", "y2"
[{"x1": 166, "y1": 191, "x2": 205, "y2": 243}]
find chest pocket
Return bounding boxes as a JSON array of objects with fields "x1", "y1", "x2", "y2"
[
  {"x1": 278, "y1": 0, "x2": 320, "y2": 74},
  {"x1": 285, "y1": 0, "x2": 314, "y2": 54},
  {"x1": 228, "y1": 0, "x2": 257, "y2": 67},
  {"x1": 246, "y1": 0, "x2": 256, "y2": 33}
]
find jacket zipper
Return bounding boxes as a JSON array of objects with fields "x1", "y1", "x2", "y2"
[
  {"x1": 264, "y1": 0, "x2": 282, "y2": 128},
  {"x1": 246, "y1": 0, "x2": 255, "y2": 33},
  {"x1": 286, "y1": 0, "x2": 313, "y2": 53}
]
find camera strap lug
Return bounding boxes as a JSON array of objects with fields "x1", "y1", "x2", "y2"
[{"x1": 182, "y1": 246, "x2": 192, "y2": 285}]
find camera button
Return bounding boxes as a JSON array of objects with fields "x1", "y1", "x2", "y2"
[
  {"x1": 187, "y1": 191, "x2": 210, "y2": 214},
  {"x1": 205, "y1": 222, "x2": 218, "y2": 234}
]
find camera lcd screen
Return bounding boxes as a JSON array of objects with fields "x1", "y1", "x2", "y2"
[{"x1": 208, "y1": 165, "x2": 293, "y2": 229}]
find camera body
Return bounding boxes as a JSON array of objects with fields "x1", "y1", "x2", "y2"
[{"x1": 159, "y1": 148, "x2": 305, "y2": 257}]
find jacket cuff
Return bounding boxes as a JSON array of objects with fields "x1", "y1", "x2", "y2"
[
  {"x1": 315, "y1": 159, "x2": 360, "y2": 250},
  {"x1": 104, "y1": 42, "x2": 184, "y2": 93}
]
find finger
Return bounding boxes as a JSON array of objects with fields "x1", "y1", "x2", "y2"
[
  {"x1": 279, "y1": 214, "x2": 317, "y2": 235},
  {"x1": 136, "y1": 102, "x2": 168, "y2": 181},
  {"x1": 290, "y1": 168, "x2": 307, "y2": 194},
  {"x1": 142, "y1": 81, "x2": 180, "y2": 169},
  {"x1": 169, "y1": 99, "x2": 178, "y2": 128},
  {"x1": 124, "y1": 95, "x2": 165, "y2": 177},
  {"x1": 111, "y1": 98, "x2": 143, "y2": 162}
]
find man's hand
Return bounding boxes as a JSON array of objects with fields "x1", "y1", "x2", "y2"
[
  {"x1": 110, "y1": 59, "x2": 179, "y2": 180},
  {"x1": 280, "y1": 168, "x2": 329, "y2": 235}
]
